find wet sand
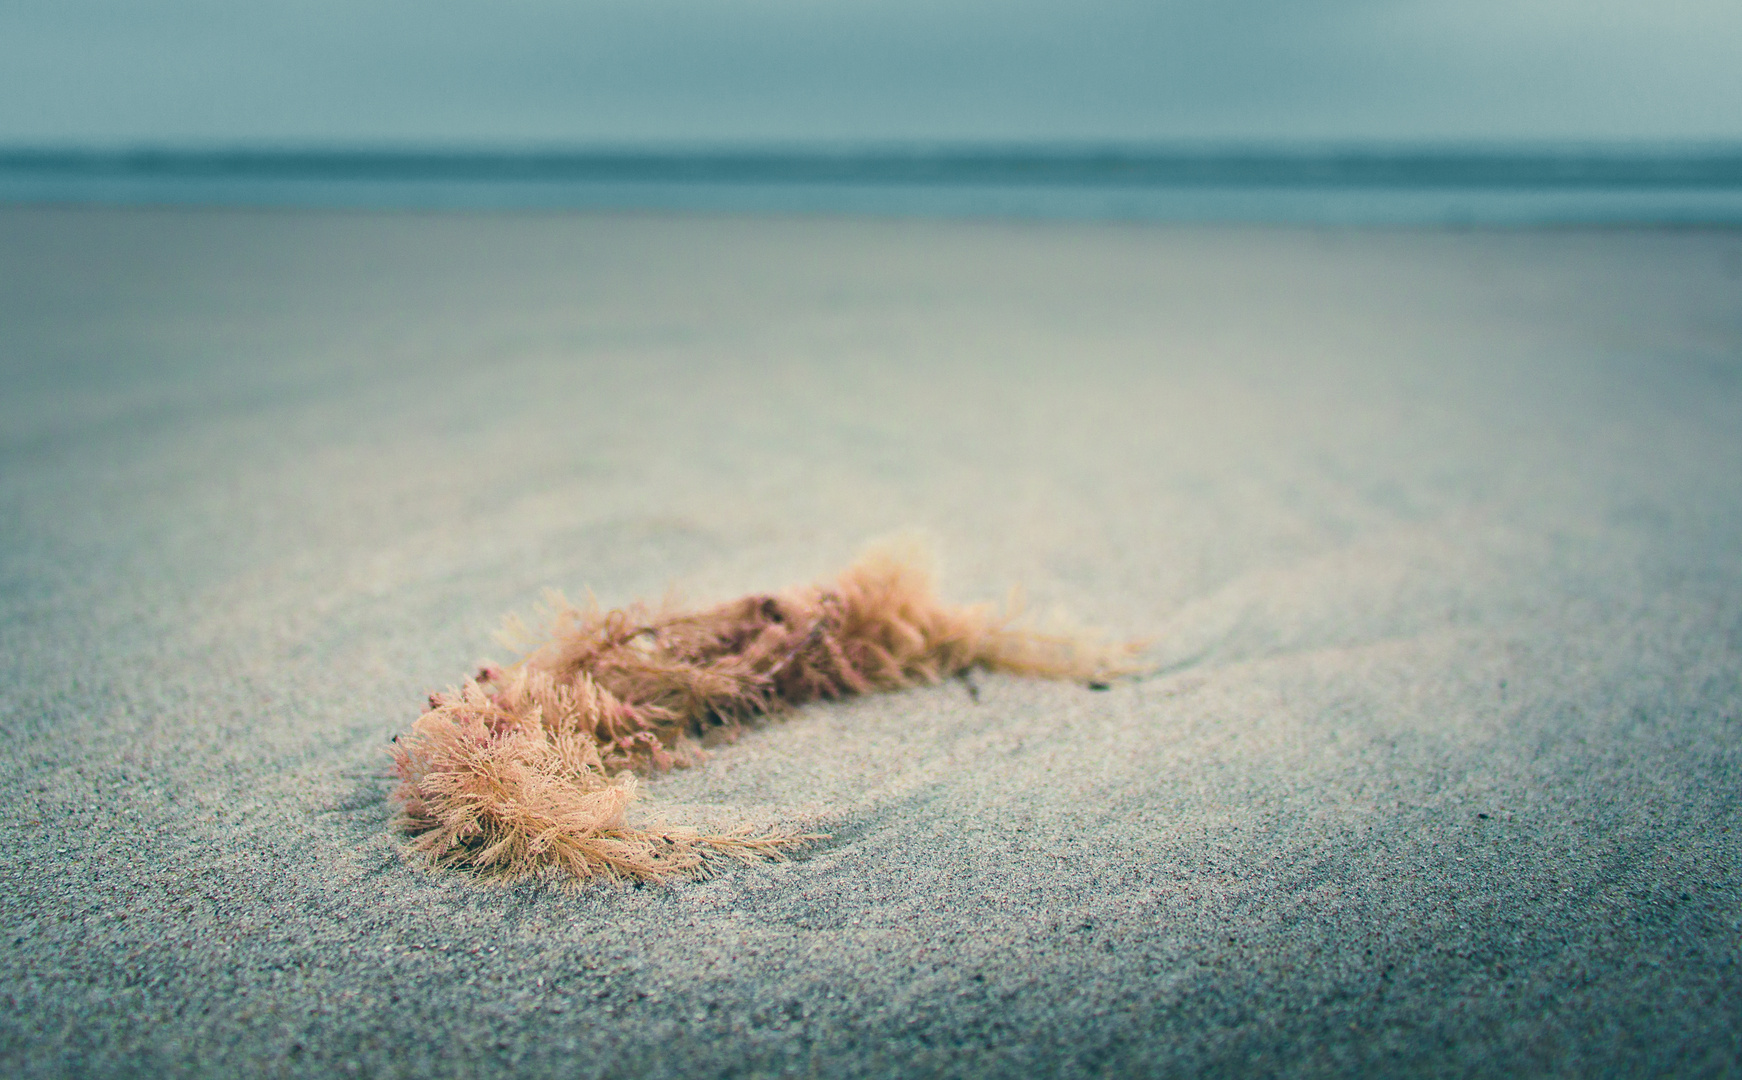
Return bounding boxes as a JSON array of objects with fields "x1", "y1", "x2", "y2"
[{"x1": 1, "y1": 206, "x2": 1739, "y2": 1077}]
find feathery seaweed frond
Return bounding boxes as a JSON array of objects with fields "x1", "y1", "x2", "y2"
[{"x1": 391, "y1": 542, "x2": 1139, "y2": 884}]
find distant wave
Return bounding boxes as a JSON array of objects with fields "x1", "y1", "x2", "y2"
[
  {"x1": 5, "y1": 145, "x2": 1742, "y2": 222},
  {"x1": 4, "y1": 145, "x2": 1742, "y2": 188}
]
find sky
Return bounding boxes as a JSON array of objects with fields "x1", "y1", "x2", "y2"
[{"x1": 2, "y1": 0, "x2": 1740, "y2": 147}]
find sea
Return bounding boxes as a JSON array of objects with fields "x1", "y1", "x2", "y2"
[{"x1": 3, "y1": 145, "x2": 1741, "y2": 225}]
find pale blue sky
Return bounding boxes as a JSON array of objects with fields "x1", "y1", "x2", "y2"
[{"x1": 2, "y1": 0, "x2": 1739, "y2": 146}]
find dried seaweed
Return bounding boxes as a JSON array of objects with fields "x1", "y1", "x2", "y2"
[{"x1": 391, "y1": 542, "x2": 1137, "y2": 884}]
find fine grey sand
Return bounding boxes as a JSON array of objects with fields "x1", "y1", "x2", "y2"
[{"x1": 2, "y1": 207, "x2": 1739, "y2": 1078}]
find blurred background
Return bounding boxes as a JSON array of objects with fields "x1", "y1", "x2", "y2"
[{"x1": 3, "y1": 0, "x2": 1741, "y2": 222}]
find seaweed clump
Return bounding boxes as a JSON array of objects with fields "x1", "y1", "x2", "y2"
[{"x1": 391, "y1": 543, "x2": 1135, "y2": 884}]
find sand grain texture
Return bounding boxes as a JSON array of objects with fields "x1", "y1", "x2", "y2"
[{"x1": 1, "y1": 207, "x2": 1740, "y2": 1077}]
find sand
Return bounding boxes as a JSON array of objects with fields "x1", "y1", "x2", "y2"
[{"x1": 1, "y1": 206, "x2": 1739, "y2": 1078}]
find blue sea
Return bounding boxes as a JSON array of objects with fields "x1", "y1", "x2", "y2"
[{"x1": 3, "y1": 146, "x2": 1741, "y2": 225}]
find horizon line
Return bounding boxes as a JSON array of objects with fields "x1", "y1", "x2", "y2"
[{"x1": 4, "y1": 141, "x2": 1742, "y2": 190}]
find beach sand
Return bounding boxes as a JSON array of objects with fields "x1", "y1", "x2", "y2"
[{"x1": 1, "y1": 206, "x2": 1739, "y2": 1077}]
